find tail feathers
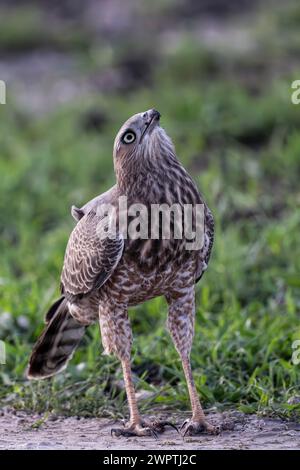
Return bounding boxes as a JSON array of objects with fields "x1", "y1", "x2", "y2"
[
  {"x1": 27, "y1": 297, "x2": 86, "y2": 379},
  {"x1": 45, "y1": 296, "x2": 65, "y2": 323}
]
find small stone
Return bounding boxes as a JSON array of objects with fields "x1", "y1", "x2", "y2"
[
  {"x1": 288, "y1": 396, "x2": 300, "y2": 405},
  {"x1": 17, "y1": 315, "x2": 30, "y2": 330}
]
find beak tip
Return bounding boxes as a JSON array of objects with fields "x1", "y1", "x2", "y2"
[{"x1": 152, "y1": 109, "x2": 161, "y2": 120}]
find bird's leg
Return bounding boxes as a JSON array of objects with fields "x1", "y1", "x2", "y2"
[
  {"x1": 99, "y1": 304, "x2": 176, "y2": 438},
  {"x1": 121, "y1": 357, "x2": 142, "y2": 428},
  {"x1": 180, "y1": 354, "x2": 219, "y2": 436},
  {"x1": 166, "y1": 289, "x2": 220, "y2": 436},
  {"x1": 111, "y1": 357, "x2": 177, "y2": 437}
]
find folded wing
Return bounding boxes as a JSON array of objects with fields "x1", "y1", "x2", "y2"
[{"x1": 61, "y1": 209, "x2": 124, "y2": 299}]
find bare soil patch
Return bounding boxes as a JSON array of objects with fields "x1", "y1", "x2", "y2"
[{"x1": 1, "y1": 409, "x2": 300, "y2": 450}]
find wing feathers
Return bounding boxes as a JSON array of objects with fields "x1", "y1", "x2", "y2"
[{"x1": 61, "y1": 210, "x2": 123, "y2": 297}]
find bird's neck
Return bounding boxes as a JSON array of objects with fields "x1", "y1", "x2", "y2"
[{"x1": 115, "y1": 147, "x2": 181, "y2": 201}]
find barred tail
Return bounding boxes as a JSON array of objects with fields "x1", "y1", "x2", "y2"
[{"x1": 27, "y1": 297, "x2": 86, "y2": 379}]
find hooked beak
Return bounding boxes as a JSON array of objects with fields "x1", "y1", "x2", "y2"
[{"x1": 140, "y1": 109, "x2": 161, "y2": 143}]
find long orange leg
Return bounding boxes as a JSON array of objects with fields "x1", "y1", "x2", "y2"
[
  {"x1": 99, "y1": 305, "x2": 176, "y2": 437},
  {"x1": 166, "y1": 289, "x2": 219, "y2": 436}
]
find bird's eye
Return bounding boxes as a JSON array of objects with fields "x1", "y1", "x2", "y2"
[{"x1": 122, "y1": 130, "x2": 136, "y2": 144}]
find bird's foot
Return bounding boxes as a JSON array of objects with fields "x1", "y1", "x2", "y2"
[
  {"x1": 111, "y1": 419, "x2": 178, "y2": 438},
  {"x1": 180, "y1": 418, "x2": 220, "y2": 437}
]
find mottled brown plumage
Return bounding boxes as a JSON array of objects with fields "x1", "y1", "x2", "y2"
[{"x1": 28, "y1": 109, "x2": 216, "y2": 436}]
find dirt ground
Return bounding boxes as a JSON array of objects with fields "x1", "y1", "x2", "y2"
[{"x1": 1, "y1": 408, "x2": 300, "y2": 450}]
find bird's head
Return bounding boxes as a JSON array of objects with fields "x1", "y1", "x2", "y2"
[{"x1": 113, "y1": 109, "x2": 175, "y2": 183}]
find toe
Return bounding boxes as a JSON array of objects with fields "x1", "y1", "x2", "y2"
[
  {"x1": 137, "y1": 425, "x2": 159, "y2": 438},
  {"x1": 111, "y1": 427, "x2": 127, "y2": 437},
  {"x1": 181, "y1": 419, "x2": 220, "y2": 437},
  {"x1": 206, "y1": 423, "x2": 221, "y2": 435},
  {"x1": 152, "y1": 420, "x2": 179, "y2": 433},
  {"x1": 180, "y1": 419, "x2": 189, "y2": 432},
  {"x1": 111, "y1": 423, "x2": 158, "y2": 438},
  {"x1": 111, "y1": 419, "x2": 178, "y2": 438}
]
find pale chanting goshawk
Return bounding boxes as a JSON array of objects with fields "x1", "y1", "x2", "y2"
[{"x1": 28, "y1": 109, "x2": 216, "y2": 437}]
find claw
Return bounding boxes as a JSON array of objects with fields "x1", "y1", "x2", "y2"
[
  {"x1": 110, "y1": 418, "x2": 178, "y2": 438},
  {"x1": 111, "y1": 428, "x2": 121, "y2": 437},
  {"x1": 157, "y1": 420, "x2": 179, "y2": 433},
  {"x1": 180, "y1": 419, "x2": 188, "y2": 432},
  {"x1": 181, "y1": 419, "x2": 220, "y2": 437},
  {"x1": 213, "y1": 425, "x2": 221, "y2": 435},
  {"x1": 111, "y1": 427, "x2": 140, "y2": 438},
  {"x1": 183, "y1": 424, "x2": 192, "y2": 438}
]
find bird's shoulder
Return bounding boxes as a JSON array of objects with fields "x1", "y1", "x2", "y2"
[
  {"x1": 71, "y1": 185, "x2": 117, "y2": 222},
  {"x1": 61, "y1": 208, "x2": 124, "y2": 298}
]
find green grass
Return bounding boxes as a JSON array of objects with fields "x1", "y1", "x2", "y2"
[
  {"x1": 0, "y1": 0, "x2": 300, "y2": 421},
  {"x1": 0, "y1": 5, "x2": 90, "y2": 53}
]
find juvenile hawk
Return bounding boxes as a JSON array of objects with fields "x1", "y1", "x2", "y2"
[{"x1": 28, "y1": 109, "x2": 217, "y2": 437}]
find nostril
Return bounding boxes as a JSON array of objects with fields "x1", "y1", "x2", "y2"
[{"x1": 142, "y1": 112, "x2": 148, "y2": 119}]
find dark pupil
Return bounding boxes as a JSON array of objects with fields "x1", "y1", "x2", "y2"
[{"x1": 126, "y1": 133, "x2": 133, "y2": 141}]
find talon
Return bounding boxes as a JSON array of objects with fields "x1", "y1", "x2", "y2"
[
  {"x1": 111, "y1": 427, "x2": 136, "y2": 438},
  {"x1": 180, "y1": 419, "x2": 188, "y2": 431},
  {"x1": 183, "y1": 425, "x2": 191, "y2": 438},
  {"x1": 159, "y1": 420, "x2": 179, "y2": 433},
  {"x1": 181, "y1": 419, "x2": 220, "y2": 437},
  {"x1": 111, "y1": 428, "x2": 121, "y2": 437},
  {"x1": 212, "y1": 425, "x2": 221, "y2": 435},
  {"x1": 110, "y1": 418, "x2": 179, "y2": 438}
]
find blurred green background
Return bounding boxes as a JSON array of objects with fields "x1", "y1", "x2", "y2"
[{"x1": 0, "y1": 0, "x2": 300, "y2": 420}]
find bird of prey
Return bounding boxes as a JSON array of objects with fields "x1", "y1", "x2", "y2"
[{"x1": 28, "y1": 109, "x2": 216, "y2": 437}]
